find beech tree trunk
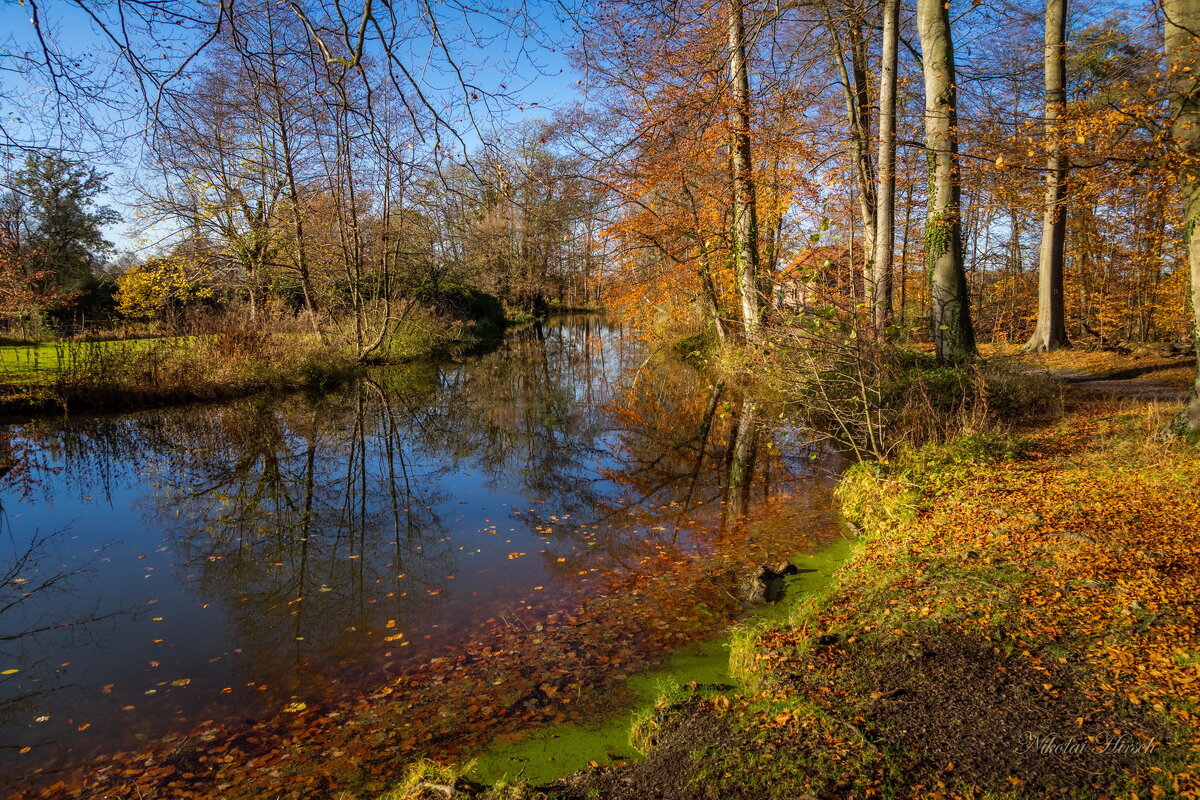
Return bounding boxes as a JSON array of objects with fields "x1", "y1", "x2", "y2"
[
  {"x1": 917, "y1": 0, "x2": 976, "y2": 363},
  {"x1": 872, "y1": 0, "x2": 899, "y2": 337},
  {"x1": 1165, "y1": 0, "x2": 1200, "y2": 431},
  {"x1": 727, "y1": 0, "x2": 763, "y2": 341},
  {"x1": 1024, "y1": 0, "x2": 1070, "y2": 353}
]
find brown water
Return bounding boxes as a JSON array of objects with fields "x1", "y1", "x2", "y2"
[{"x1": 0, "y1": 317, "x2": 841, "y2": 797}]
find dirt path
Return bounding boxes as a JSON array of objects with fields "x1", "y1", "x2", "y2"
[{"x1": 1038, "y1": 358, "x2": 1193, "y2": 402}]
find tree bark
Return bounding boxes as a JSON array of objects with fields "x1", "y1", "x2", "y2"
[
  {"x1": 824, "y1": 2, "x2": 877, "y2": 290},
  {"x1": 1165, "y1": 0, "x2": 1200, "y2": 431},
  {"x1": 683, "y1": 181, "x2": 726, "y2": 341},
  {"x1": 1024, "y1": 0, "x2": 1070, "y2": 353},
  {"x1": 727, "y1": 0, "x2": 763, "y2": 341},
  {"x1": 872, "y1": 0, "x2": 899, "y2": 337},
  {"x1": 917, "y1": 0, "x2": 976, "y2": 363}
]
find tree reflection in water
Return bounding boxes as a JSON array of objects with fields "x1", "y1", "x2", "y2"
[{"x1": 0, "y1": 317, "x2": 840, "y2": 795}]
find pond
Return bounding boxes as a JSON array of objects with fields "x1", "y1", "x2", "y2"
[{"x1": 0, "y1": 317, "x2": 844, "y2": 798}]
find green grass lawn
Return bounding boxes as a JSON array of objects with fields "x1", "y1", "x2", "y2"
[
  {"x1": 0, "y1": 342, "x2": 68, "y2": 384},
  {"x1": 0, "y1": 338, "x2": 187, "y2": 386}
]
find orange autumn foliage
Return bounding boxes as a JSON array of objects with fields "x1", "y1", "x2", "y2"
[{"x1": 581, "y1": 0, "x2": 819, "y2": 333}]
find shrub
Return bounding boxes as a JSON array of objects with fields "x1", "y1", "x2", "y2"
[
  {"x1": 413, "y1": 282, "x2": 505, "y2": 332},
  {"x1": 763, "y1": 316, "x2": 1061, "y2": 461}
]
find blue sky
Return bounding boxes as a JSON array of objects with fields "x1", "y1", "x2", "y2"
[{"x1": 0, "y1": 0, "x2": 585, "y2": 254}]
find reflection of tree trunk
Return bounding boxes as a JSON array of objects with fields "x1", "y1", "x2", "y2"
[
  {"x1": 366, "y1": 377, "x2": 417, "y2": 545},
  {"x1": 292, "y1": 442, "x2": 315, "y2": 665},
  {"x1": 678, "y1": 382, "x2": 725, "y2": 530},
  {"x1": 723, "y1": 398, "x2": 757, "y2": 529}
]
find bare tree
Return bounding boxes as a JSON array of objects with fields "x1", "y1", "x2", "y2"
[{"x1": 823, "y1": 0, "x2": 877, "y2": 299}]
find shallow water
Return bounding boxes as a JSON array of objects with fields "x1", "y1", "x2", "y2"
[{"x1": 0, "y1": 317, "x2": 840, "y2": 796}]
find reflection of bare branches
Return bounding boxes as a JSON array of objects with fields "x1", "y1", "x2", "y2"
[
  {"x1": 1, "y1": 528, "x2": 68, "y2": 617},
  {"x1": 0, "y1": 516, "x2": 129, "y2": 751}
]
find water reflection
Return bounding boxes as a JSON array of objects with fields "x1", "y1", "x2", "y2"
[{"x1": 0, "y1": 317, "x2": 837, "y2": 796}]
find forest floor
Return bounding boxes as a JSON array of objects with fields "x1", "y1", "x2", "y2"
[{"x1": 527, "y1": 349, "x2": 1200, "y2": 800}]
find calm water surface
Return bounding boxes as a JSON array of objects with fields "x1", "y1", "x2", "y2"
[{"x1": 0, "y1": 317, "x2": 838, "y2": 793}]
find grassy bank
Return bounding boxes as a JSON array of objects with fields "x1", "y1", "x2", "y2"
[{"x1": 0, "y1": 309, "x2": 506, "y2": 417}]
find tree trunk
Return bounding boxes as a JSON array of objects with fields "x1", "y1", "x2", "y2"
[
  {"x1": 683, "y1": 181, "x2": 726, "y2": 341},
  {"x1": 1165, "y1": 0, "x2": 1200, "y2": 431},
  {"x1": 824, "y1": 2, "x2": 877, "y2": 290},
  {"x1": 847, "y1": 16, "x2": 877, "y2": 279},
  {"x1": 1024, "y1": 0, "x2": 1070, "y2": 353},
  {"x1": 727, "y1": 0, "x2": 762, "y2": 341},
  {"x1": 699, "y1": 239, "x2": 727, "y2": 342},
  {"x1": 872, "y1": 0, "x2": 899, "y2": 338},
  {"x1": 917, "y1": 0, "x2": 976, "y2": 363}
]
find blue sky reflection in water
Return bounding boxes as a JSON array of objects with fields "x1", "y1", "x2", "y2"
[{"x1": 0, "y1": 318, "x2": 839, "y2": 790}]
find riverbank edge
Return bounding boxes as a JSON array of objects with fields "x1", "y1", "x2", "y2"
[
  {"x1": 394, "y1": 385, "x2": 1200, "y2": 800},
  {"x1": 0, "y1": 320, "x2": 507, "y2": 421},
  {"x1": 460, "y1": 535, "x2": 858, "y2": 788},
  {"x1": 538, "y1": 391, "x2": 1200, "y2": 800}
]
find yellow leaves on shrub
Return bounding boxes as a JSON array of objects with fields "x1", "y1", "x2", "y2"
[{"x1": 115, "y1": 255, "x2": 216, "y2": 320}]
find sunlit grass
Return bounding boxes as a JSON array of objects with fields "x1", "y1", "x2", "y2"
[
  {"x1": 0, "y1": 342, "x2": 66, "y2": 383},
  {"x1": 0, "y1": 338, "x2": 188, "y2": 385}
]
